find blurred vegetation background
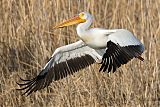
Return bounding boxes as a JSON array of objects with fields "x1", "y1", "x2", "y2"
[{"x1": 0, "y1": 0, "x2": 159, "y2": 106}]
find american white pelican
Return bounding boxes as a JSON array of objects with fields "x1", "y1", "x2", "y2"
[{"x1": 17, "y1": 12, "x2": 144, "y2": 95}]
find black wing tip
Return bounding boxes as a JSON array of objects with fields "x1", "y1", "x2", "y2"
[
  {"x1": 16, "y1": 69, "x2": 50, "y2": 96},
  {"x1": 137, "y1": 56, "x2": 144, "y2": 61},
  {"x1": 16, "y1": 76, "x2": 38, "y2": 96}
]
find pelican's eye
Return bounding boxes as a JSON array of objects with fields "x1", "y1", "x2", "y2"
[{"x1": 79, "y1": 13, "x2": 85, "y2": 19}]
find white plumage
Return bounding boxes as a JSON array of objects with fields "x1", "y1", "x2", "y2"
[{"x1": 17, "y1": 12, "x2": 144, "y2": 95}]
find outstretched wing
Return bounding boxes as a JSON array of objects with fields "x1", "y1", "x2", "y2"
[
  {"x1": 99, "y1": 29, "x2": 144, "y2": 72},
  {"x1": 17, "y1": 40, "x2": 102, "y2": 95}
]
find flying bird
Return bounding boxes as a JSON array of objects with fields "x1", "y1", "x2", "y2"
[{"x1": 17, "y1": 12, "x2": 144, "y2": 95}]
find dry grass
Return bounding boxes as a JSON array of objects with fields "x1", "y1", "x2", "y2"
[{"x1": 0, "y1": 0, "x2": 160, "y2": 107}]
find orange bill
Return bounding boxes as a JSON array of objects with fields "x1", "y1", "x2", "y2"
[{"x1": 53, "y1": 16, "x2": 86, "y2": 29}]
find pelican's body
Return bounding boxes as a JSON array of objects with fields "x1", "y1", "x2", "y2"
[{"x1": 17, "y1": 12, "x2": 144, "y2": 95}]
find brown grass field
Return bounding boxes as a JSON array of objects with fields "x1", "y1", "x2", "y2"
[{"x1": 0, "y1": 0, "x2": 160, "y2": 107}]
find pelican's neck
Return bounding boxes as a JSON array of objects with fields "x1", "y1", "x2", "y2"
[{"x1": 76, "y1": 18, "x2": 92, "y2": 38}]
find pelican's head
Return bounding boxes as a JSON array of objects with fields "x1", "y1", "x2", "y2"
[{"x1": 53, "y1": 12, "x2": 92, "y2": 29}]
